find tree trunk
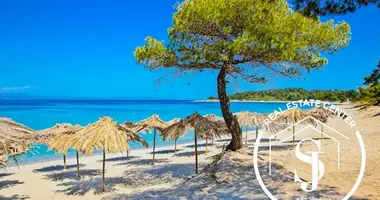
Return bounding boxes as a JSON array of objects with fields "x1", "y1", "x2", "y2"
[
  {"x1": 102, "y1": 148, "x2": 106, "y2": 192},
  {"x1": 76, "y1": 151, "x2": 80, "y2": 178},
  {"x1": 217, "y1": 66, "x2": 242, "y2": 151},
  {"x1": 63, "y1": 154, "x2": 66, "y2": 169},
  {"x1": 194, "y1": 130, "x2": 198, "y2": 174},
  {"x1": 152, "y1": 128, "x2": 156, "y2": 165}
]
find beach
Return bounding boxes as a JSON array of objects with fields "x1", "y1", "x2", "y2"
[{"x1": 1, "y1": 104, "x2": 379, "y2": 199}]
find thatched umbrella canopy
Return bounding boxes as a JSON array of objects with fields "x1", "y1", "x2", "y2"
[
  {"x1": 164, "y1": 118, "x2": 181, "y2": 151},
  {"x1": 70, "y1": 116, "x2": 141, "y2": 192},
  {"x1": 45, "y1": 124, "x2": 82, "y2": 175},
  {"x1": 0, "y1": 117, "x2": 36, "y2": 166},
  {"x1": 203, "y1": 114, "x2": 223, "y2": 122},
  {"x1": 162, "y1": 112, "x2": 228, "y2": 174},
  {"x1": 276, "y1": 108, "x2": 317, "y2": 147},
  {"x1": 307, "y1": 106, "x2": 335, "y2": 139},
  {"x1": 134, "y1": 114, "x2": 167, "y2": 165},
  {"x1": 234, "y1": 111, "x2": 284, "y2": 146}
]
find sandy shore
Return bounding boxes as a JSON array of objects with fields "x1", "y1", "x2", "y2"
[{"x1": 1, "y1": 105, "x2": 379, "y2": 199}]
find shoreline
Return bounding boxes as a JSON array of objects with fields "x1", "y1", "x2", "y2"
[{"x1": 194, "y1": 99, "x2": 351, "y2": 105}]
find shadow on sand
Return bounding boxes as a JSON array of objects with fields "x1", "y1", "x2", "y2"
[
  {"x1": 175, "y1": 150, "x2": 206, "y2": 157},
  {"x1": 98, "y1": 156, "x2": 139, "y2": 163},
  {"x1": 43, "y1": 169, "x2": 101, "y2": 182},
  {"x1": 0, "y1": 195, "x2": 30, "y2": 200},
  {"x1": 150, "y1": 149, "x2": 182, "y2": 155},
  {"x1": 33, "y1": 164, "x2": 85, "y2": 173},
  {"x1": 56, "y1": 177, "x2": 124, "y2": 195},
  {"x1": 115, "y1": 158, "x2": 170, "y2": 166},
  {"x1": 0, "y1": 180, "x2": 24, "y2": 190}
]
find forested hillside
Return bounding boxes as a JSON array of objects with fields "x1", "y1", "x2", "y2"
[{"x1": 208, "y1": 88, "x2": 359, "y2": 102}]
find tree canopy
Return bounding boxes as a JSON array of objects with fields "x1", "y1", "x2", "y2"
[
  {"x1": 357, "y1": 60, "x2": 380, "y2": 105},
  {"x1": 294, "y1": 0, "x2": 380, "y2": 17},
  {"x1": 134, "y1": 0, "x2": 351, "y2": 150},
  {"x1": 134, "y1": 0, "x2": 351, "y2": 83}
]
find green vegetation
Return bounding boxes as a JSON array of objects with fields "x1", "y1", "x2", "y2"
[
  {"x1": 208, "y1": 88, "x2": 359, "y2": 102},
  {"x1": 357, "y1": 61, "x2": 380, "y2": 105},
  {"x1": 134, "y1": 0, "x2": 351, "y2": 150},
  {"x1": 294, "y1": 0, "x2": 380, "y2": 18}
]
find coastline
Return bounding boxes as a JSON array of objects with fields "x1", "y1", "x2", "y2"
[{"x1": 193, "y1": 99, "x2": 351, "y2": 105}]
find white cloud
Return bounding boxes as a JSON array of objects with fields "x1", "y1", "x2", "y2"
[{"x1": 0, "y1": 86, "x2": 33, "y2": 93}]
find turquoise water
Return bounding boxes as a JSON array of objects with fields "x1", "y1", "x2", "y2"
[{"x1": 0, "y1": 99, "x2": 288, "y2": 165}]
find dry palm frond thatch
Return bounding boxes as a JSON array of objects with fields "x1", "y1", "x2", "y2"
[
  {"x1": 0, "y1": 117, "x2": 36, "y2": 166},
  {"x1": 70, "y1": 116, "x2": 142, "y2": 192},
  {"x1": 162, "y1": 112, "x2": 229, "y2": 174},
  {"x1": 134, "y1": 114, "x2": 167, "y2": 165},
  {"x1": 134, "y1": 114, "x2": 167, "y2": 132},
  {"x1": 307, "y1": 106, "x2": 335, "y2": 139},
  {"x1": 275, "y1": 108, "x2": 317, "y2": 147}
]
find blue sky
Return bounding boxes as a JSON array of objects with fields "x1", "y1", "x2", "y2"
[{"x1": 0, "y1": 0, "x2": 379, "y2": 99}]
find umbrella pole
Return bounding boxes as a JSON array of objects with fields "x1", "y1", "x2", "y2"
[
  {"x1": 102, "y1": 148, "x2": 106, "y2": 192},
  {"x1": 194, "y1": 130, "x2": 198, "y2": 174},
  {"x1": 245, "y1": 126, "x2": 248, "y2": 146},
  {"x1": 174, "y1": 138, "x2": 177, "y2": 152},
  {"x1": 127, "y1": 150, "x2": 129, "y2": 159},
  {"x1": 321, "y1": 124, "x2": 324, "y2": 140},
  {"x1": 292, "y1": 123, "x2": 295, "y2": 148},
  {"x1": 205, "y1": 138, "x2": 208, "y2": 153},
  {"x1": 256, "y1": 126, "x2": 259, "y2": 139},
  {"x1": 63, "y1": 154, "x2": 66, "y2": 169},
  {"x1": 76, "y1": 150, "x2": 80, "y2": 178},
  {"x1": 152, "y1": 128, "x2": 156, "y2": 165},
  {"x1": 211, "y1": 135, "x2": 214, "y2": 145}
]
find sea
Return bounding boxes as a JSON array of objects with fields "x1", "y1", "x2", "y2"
[{"x1": 0, "y1": 99, "x2": 289, "y2": 165}]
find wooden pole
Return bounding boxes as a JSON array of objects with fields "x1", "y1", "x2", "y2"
[
  {"x1": 127, "y1": 150, "x2": 129, "y2": 159},
  {"x1": 256, "y1": 126, "x2": 259, "y2": 139},
  {"x1": 194, "y1": 130, "x2": 198, "y2": 174},
  {"x1": 174, "y1": 138, "x2": 177, "y2": 152},
  {"x1": 76, "y1": 151, "x2": 80, "y2": 178},
  {"x1": 292, "y1": 123, "x2": 296, "y2": 148},
  {"x1": 152, "y1": 128, "x2": 157, "y2": 165},
  {"x1": 321, "y1": 124, "x2": 324, "y2": 140},
  {"x1": 63, "y1": 154, "x2": 66, "y2": 169},
  {"x1": 205, "y1": 138, "x2": 208, "y2": 153},
  {"x1": 211, "y1": 135, "x2": 214, "y2": 145},
  {"x1": 245, "y1": 126, "x2": 248, "y2": 146},
  {"x1": 102, "y1": 148, "x2": 106, "y2": 192}
]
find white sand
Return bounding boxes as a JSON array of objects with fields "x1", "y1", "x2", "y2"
[{"x1": 1, "y1": 104, "x2": 379, "y2": 199}]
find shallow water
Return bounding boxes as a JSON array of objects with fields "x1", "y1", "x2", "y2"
[{"x1": 0, "y1": 99, "x2": 289, "y2": 164}]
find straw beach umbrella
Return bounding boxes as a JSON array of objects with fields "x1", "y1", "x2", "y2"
[
  {"x1": 120, "y1": 121, "x2": 149, "y2": 158},
  {"x1": 38, "y1": 123, "x2": 82, "y2": 170},
  {"x1": 165, "y1": 118, "x2": 181, "y2": 152},
  {"x1": 70, "y1": 117, "x2": 141, "y2": 192},
  {"x1": 0, "y1": 117, "x2": 36, "y2": 166},
  {"x1": 234, "y1": 111, "x2": 256, "y2": 146},
  {"x1": 203, "y1": 114, "x2": 224, "y2": 145},
  {"x1": 46, "y1": 124, "x2": 82, "y2": 177},
  {"x1": 134, "y1": 114, "x2": 167, "y2": 165},
  {"x1": 276, "y1": 108, "x2": 317, "y2": 147},
  {"x1": 308, "y1": 106, "x2": 335, "y2": 140},
  {"x1": 162, "y1": 112, "x2": 228, "y2": 174}
]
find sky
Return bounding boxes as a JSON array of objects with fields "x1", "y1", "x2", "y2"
[{"x1": 0, "y1": 0, "x2": 379, "y2": 99}]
